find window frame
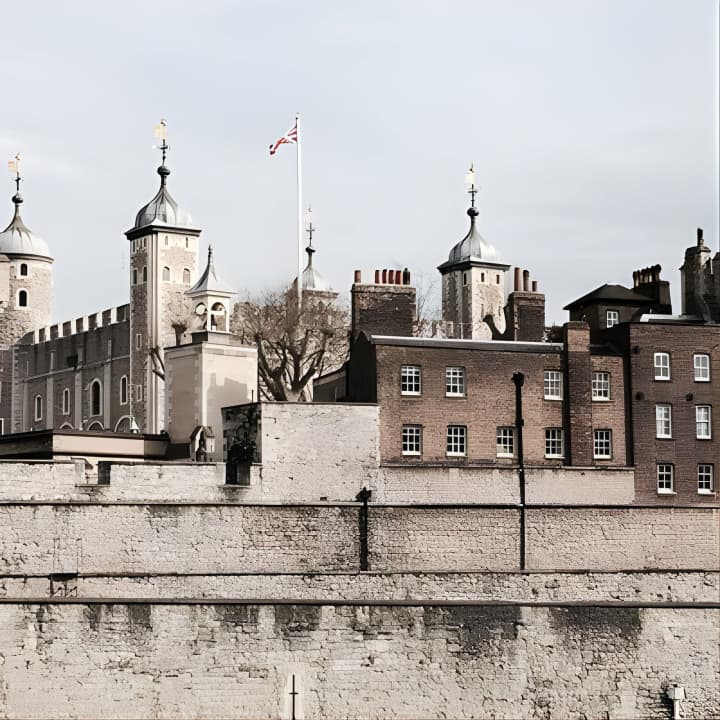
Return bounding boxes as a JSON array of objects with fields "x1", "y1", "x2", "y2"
[
  {"x1": 593, "y1": 429, "x2": 612, "y2": 459},
  {"x1": 120, "y1": 375, "x2": 128, "y2": 405},
  {"x1": 19, "y1": 262, "x2": 28, "y2": 277},
  {"x1": 446, "y1": 425, "x2": 467, "y2": 457},
  {"x1": 654, "y1": 352, "x2": 671, "y2": 381},
  {"x1": 400, "y1": 365, "x2": 422, "y2": 396},
  {"x1": 698, "y1": 464, "x2": 714, "y2": 494},
  {"x1": 606, "y1": 310, "x2": 619, "y2": 328},
  {"x1": 34, "y1": 394, "x2": 43, "y2": 422},
  {"x1": 162, "y1": 266, "x2": 171, "y2": 282},
  {"x1": 496, "y1": 426, "x2": 515, "y2": 458},
  {"x1": 655, "y1": 404, "x2": 672, "y2": 439},
  {"x1": 401, "y1": 425, "x2": 422, "y2": 456},
  {"x1": 543, "y1": 370, "x2": 563, "y2": 400},
  {"x1": 657, "y1": 463, "x2": 674, "y2": 494},
  {"x1": 135, "y1": 384, "x2": 143, "y2": 402},
  {"x1": 695, "y1": 405, "x2": 712, "y2": 440},
  {"x1": 544, "y1": 428, "x2": 564, "y2": 459},
  {"x1": 445, "y1": 367, "x2": 466, "y2": 397},
  {"x1": 693, "y1": 353, "x2": 710, "y2": 382},
  {"x1": 62, "y1": 388, "x2": 70, "y2": 415},
  {"x1": 591, "y1": 371, "x2": 610, "y2": 401},
  {"x1": 17, "y1": 288, "x2": 28, "y2": 307},
  {"x1": 89, "y1": 380, "x2": 102, "y2": 417}
]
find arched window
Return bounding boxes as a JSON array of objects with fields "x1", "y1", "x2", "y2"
[
  {"x1": 162, "y1": 266, "x2": 171, "y2": 281},
  {"x1": 19, "y1": 263, "x2": 28, "y2": 276},
  {"x1": 120, "y1": 375, "x2": 128, "y2": 405},
  {"x1": 90, "y1": 380, "x2": 102, "y2": 417},
  {"x1": 34, "y1": 394, "x2": 43, "y2": 422},
  {"x1": 62, "y1": 388, "x2": 70, "y2": 415},
  {"x1": 142, "y1": 266, "x2": 147, "y2": 283},
  {"x1": 182, "y1": 268, "x2": 191, "y2": 284},
  {"x1": 211, "y1": 302, "x2": 226, "y2": 332},
  {"x1": 132, "y1": 268, "x2": 138, "y2": 285},
  {"x1": 17, "y1": 289, "x2": 28, "y2": 307}
]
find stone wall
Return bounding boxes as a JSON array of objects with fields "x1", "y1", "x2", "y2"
[
  {"x1": 0, "y1": 602, "x2": 716, "y2": 719},
  {"x1": 1, "y1": 503, "x2": 717, "y2": 575},
  {"x1": 2, "y1": 571, "x2": 716, "y2": 604}
]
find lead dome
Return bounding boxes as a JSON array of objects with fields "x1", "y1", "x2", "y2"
[
  {"x1": 0, "y1": 193, "x2": 53, "y2": 260},
  {"x1": 133, "y1": 165, "x2": 193, "y2": 230}
]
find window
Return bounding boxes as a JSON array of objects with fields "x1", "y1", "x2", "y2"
[
  {"x1": 0, "y1": 418, "x2": 3, "y2": 435},
  {"x1": 162, "y1": 266, "x2": 171, "y2": 281},
  {"x1": 606, "y1": 310, "x2": 619, "y2": 328},
  {"x1": 62, "y1": 388, "x2": 70, "y2": 415},
  {"x1": 142, "y1": 266, "x2": 147, "y2": 283},
  {"x1": 694, "y1": 354, "x2": 710, "y2": 382},
  {"x1": 696, "y1": 405, "x2": 712, "y2": 439},
  {"x1": 120, "y1": 375, "x2": 128, "y2": 405},
  {"x1": 135, "y1": 334, "x2": 142, "y2": 350},
  {"x1": 400, "y1": 365, "x2": 421, "y2": 395},
  {"x1": 17, "y1": 289, "x2": 28, "y2": 307},
  {"x1": 164, "y1": 235, "x2": 169, "y2": 246},
  {"x1": 655, "y1": 404, "x2": 672, "y2": 438},
  {"x1": 402, "y1": 425, "x2": 422, "y2": 455},
  {"x1": 90, "y1": 380, "x2": 102, "y2": 417},
  {"x1": 496, "y1": 274, "x2": 500, "y2": 284},
  {"x1": 545, "y1": 428, "x2": 564, "y2": 458},
  {"x1": 445, "y1": 367, "x2": 465, "y2": 397},
  {"x1": 657, "y1": 464, "x2": 674, "y2": 493},
  {"x1": 654, "y1": 352, "x2": 670, "y2": 380},
  {"x1": 698, "y1": 464, "x2": 714, "y2": 493},
  {"x1": 132, "y1": 268, "x2": 138, "y2": 285},
  {"x1": 462, "y1": 271, "x2": 468, "y2": 286},
  {"x1": 34, "y1": 394, "x2": 43, "y2": 422},
  {"x1": 446, "y1": 425, "x2": 467, "y2": 456},
  {"x1": 544, "y1": 370, "x2": 562, "y2": 400},
  {"x1": 593, "y1": 429, "x2": 612, "y2": 459},
  {"x1": 135, "y1": 384, "x2": 143, "y2": 402},
  {"x1": 185, "y1": 237, "x2": 189, "y2": 248},
  {"x1": 496, "y1": 427, "x2": 515, "y2": 457},
  {"x1": 480, "y1": 272, "x2": 485, "y2": 282},
  {"x1": 183, "y1": 268, "x2": 191, "y2": 284},
  {"x1": 19, "y1": 263, "x2": 27, "y2": 276},
  {"x1": 591, "y1": 372, "x2": 610, "y2": 400}
]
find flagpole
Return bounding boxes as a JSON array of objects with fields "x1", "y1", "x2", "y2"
[{"x1": 296, "y1": 113, "x2": 303, "y2": 308}]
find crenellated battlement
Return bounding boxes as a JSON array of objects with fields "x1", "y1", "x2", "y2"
[{"x1": 20, "y1": 304, "x2": 130, "y2": 346}]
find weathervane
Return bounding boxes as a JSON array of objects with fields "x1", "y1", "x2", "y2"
[
  {"x1": 153, "y1": 118, "x2": 169, "y2": 166},
  {"x1": 465, "y1": 163, "x2": 477, "y2": 209},
  {"x1": 305, "y1": 205, "x2": 315, "y2": 244},
  {"x1": 7, "y1": 153, "x2": 21, "y2": 196}
]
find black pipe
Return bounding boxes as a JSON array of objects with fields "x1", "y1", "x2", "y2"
[
  {"x1": 356, "y1": 487, "x2": 371, "y2": 571},
  {"x1": 512, "y1": 372, "x2": 526, "y2": 570}
]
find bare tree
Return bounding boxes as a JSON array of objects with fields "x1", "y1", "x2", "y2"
[
  {"x1": 413, "y1": 270, "x2": 443, "y2": 337},
  {"x1": 231, "y1": 288, "x2": 349, "y2": 401}
]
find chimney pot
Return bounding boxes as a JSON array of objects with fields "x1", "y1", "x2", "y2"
[
  {"x1": 514, "y1": 267, "x2": 521, "y2": 292},
  {"x1": 697, "y1": 228, "x2": 704, "y2": 246},
  {"x1": 523, "y1": 269, "x2": 530, "y2": 292},
  {"x1": 532, "y1": 280, "x2": 538, "y2": 292},
  {"x1": 374, "y1": 269, "x2": 380, "y2": 284},
  {"x1": 381, "y1": 269, "x2": 387, "y2": 284},
  {"x1": 354, "y1": 270, "x2": 362, "y2": 284},
  {"x1": 403, "y1": 268, "x2": 411, "y2": 285},
  {"x1": 388, "y1": 269, "x2": 395, "y2": 284},
  {"x1": 395, "y1": 269, "x2": 402, "y2": 285}
]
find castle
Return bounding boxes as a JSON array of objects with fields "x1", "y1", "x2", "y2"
[{"x1": 0, "y1": 136, "x2": 718, "y2": 719}]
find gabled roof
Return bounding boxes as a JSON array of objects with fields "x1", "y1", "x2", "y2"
[{"x1": 563, "y1": 284, "x2": 654, "y2": 311}]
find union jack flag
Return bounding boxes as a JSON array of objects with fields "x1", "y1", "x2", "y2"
[{"x1": 269, "y1": 119, "x2": 298, "y2": 156}]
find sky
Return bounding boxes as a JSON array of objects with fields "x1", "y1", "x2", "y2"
[{"x1": 1, "y1": 0, "x2": 718, "y2": 326}]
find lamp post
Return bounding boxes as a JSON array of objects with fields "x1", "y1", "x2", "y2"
[{"x1": 512, "y1": 371, "x2": 526, "y2": 570}]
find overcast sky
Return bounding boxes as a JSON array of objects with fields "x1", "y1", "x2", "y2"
[{"x1": 1, "y1": 0, "x2": 718, "y2": 326}]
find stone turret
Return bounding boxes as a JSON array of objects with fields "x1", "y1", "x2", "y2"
[{"x1": 680, "y1": 228, "x2": 719, "y2": 322}]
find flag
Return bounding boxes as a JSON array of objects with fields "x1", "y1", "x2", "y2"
[{"x1": 269, "y1": 120, "x2": 298, "y2": 156}]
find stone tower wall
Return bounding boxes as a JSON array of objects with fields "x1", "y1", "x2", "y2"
[{"x1": 0, "y1": 257, "x2": 52, "y2": 346}]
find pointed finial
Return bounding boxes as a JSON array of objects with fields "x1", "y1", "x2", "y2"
[
  {"x1": 208, "y1": 244, "x2": 213, "y2": 263},
  {"x1": 7, "y1": 153, "x2": 22, "y2": 206},
  {"x1": 153, "y1": 119, "x2": 170, "y2": 186},
  {"x1": 305, "y1": 206, "x2": 316, "y2": 266}
]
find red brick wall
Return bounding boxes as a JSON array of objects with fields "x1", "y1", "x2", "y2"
[{"x1": 628, "y1": 323, "x2": 719, "y2": 504}]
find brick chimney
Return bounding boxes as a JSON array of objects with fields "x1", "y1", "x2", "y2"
[
  {"x1": 632, "y1": 263, "x2": 671, "y2": 314},
  {"x1": 351, "y1": 268, "x2": 417, "y2": 340},
  {"x1": 504, "y1": 267, "x2": 546, "y2": 341}
]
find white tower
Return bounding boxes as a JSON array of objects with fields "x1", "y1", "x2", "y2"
[{"x1": 437, "y1": 166, "x2": 510, "y2": 339}]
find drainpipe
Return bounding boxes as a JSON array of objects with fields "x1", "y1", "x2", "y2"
[
  {"x1": 512, "y1": 372, "x2": 526, "y2": 570},
  {"x1": 356, "y1": 487, "x2": 371, "y2": 571}
]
